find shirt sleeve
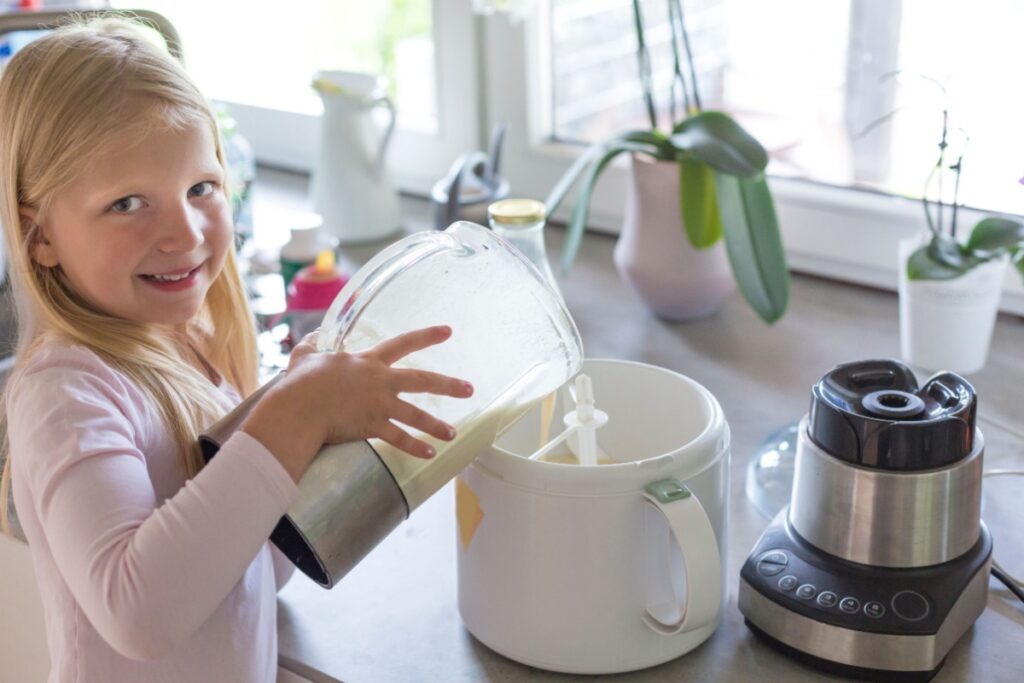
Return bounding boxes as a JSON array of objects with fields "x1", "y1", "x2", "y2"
[
  {"x1": 7, "y1": 349, "x2": 299, "y2": 660},
  {"x1": 270, "y1": 543, "x2": 297, "y2": 592}
]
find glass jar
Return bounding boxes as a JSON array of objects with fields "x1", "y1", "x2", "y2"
[{"x1": 488, "y1": 198, "x2": 563, "y2": 300}]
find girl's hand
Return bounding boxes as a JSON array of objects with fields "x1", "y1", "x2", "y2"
[{"x1": 241, "y1": 325, "x2": 473, "y2": 482}]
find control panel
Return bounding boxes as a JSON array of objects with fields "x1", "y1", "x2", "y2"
[{"x1": 740, "y1": 515, "x2": 991, "y2": 636}]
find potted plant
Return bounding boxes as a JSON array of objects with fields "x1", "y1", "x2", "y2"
[
  {"x1": 545, "y1": 0, "x2": 788, "y2": 323},
  {"x1": 897, "y1": 108, "x2": 1024, "y2": 373}
]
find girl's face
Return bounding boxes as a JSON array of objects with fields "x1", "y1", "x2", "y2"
[{"x1": 31, "y1": 118, "x2": 233, "y2": 329}]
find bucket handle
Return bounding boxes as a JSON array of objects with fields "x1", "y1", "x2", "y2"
[{"x1": 640, "y1": 478, "x2": 721, "y2": 636}]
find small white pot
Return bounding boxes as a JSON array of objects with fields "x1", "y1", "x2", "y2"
[
  {"x1": 456, "y1": 359, "x2": 729, "y2": 674},
  {"x1": 898, "y1": 238, "x2": 1008, "y2": 374}
]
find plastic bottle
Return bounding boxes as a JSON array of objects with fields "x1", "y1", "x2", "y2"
[
  {"x1": 285, "y1": 250, "x2": 349, "y2": 340},
  {"x1": 280, "y1": 213, "x2": 333, "y2": 288}
]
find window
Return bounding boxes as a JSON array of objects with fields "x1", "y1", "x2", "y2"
[
  {"x1": 115, "y1": 0, "x2": 478, "y2": 192},
  {"x1": 549, "y1": 0, "x2": 1024, "y2": 216},
  {"x1": 484, "y1": 0, "x2": 1024, "y2": 311}
]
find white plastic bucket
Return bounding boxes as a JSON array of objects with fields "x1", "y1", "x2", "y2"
[{"x1": 456, "y1": 359, "x2": 729, "y2": 674}]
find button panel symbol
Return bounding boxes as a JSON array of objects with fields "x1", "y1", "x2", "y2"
[
  {"x1": 796, "y1": 584, "x2": 817, "y2": 600},
  {"x1": 839, "y1": 597, "x2": 860, "y2": 614},
  {"x1": 816, "y1": 591, "x2": 838, "y2": 608},
  {"x1": 756, "y1": 550, "x2": 789, "y2": 577},
  {"x1": 891, "y1": 590, "x2": 930, "y2": 622},
  {"x1": 864, "y1": 601, "x2": 886, "y2": 619}
]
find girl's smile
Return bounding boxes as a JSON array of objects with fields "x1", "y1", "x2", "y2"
[{"x1": 139, "y1": 264, "x2": 203, "y2": 290}]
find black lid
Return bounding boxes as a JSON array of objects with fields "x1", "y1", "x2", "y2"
[{"x1": 807, "y1": 359, "x2": 977, "y2": 471}]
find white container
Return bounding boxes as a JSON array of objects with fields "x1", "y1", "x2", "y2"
[
  {"x1": 898, "y1": 238, "x2": 1008, "y2": 374},
  {"x1": 457, "y1": 359, "x2": 729, "y2": 674},
  {"x1": 279, "y1": 213, "x2": 338, "y2": 286},
  {"x1": 310, "y1": 70, "x2": 402, "y2": 244}
]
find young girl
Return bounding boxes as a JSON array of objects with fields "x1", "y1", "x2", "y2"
[{"x1": 0, "y1": 17, "x2": 472, "y2": 683}]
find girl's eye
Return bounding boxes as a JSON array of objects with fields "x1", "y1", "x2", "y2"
[
  {"x1": 110, "y1": 196, "x2": 143, "y2": 214},
  {"x1": 188, "y1": 181, "x2": 216, "y2": 198}
]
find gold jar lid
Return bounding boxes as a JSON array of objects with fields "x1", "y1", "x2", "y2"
[{"x1": 488, "y1": 198, "x2": 546, "y2": 225}]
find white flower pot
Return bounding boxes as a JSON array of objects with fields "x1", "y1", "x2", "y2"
[{"x1": 898, "y1": 238, "x2": 1007, "y2": 374}]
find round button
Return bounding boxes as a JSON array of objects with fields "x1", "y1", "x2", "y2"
[
  {"x1": 816, "y1": 591, "x2": 838, "y2": 608},
  {"x1": 891, "y1": 590, "x2": 931, "y2": 622},
  {"x1": 839, "y1": 597, "x2": 860, "y2": 614},
  {"x1": 756, "y1": 550, "x2": 789, "y2": 577},
  {"x1": 778, "y1": 575, "x2": 798, "y2": 591},
  {"x1": 864, "y1": 601, "x2": 886, "y2": 619},
  {"x1": 796, "y1": 584, "x2": 817, "y2": 600}
]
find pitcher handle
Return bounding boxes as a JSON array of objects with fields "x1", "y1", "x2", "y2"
[
  {"x1": 641, "y1": 478, "x2": 721, "y2": 636},
  {"x1": 442, "y1": 151, "x2": 490, "y2": 229},
  {"x1": 369, "y1": 95, "x2": 396, "y2": 178}
]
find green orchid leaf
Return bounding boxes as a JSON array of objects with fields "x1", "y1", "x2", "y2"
[
  {"x1": 713, "y1": 173, "x2": 789, "y2": 323},
  {"x1": 560, "y1": 141, "x2": 661, "y2": 274},
  {"x1": 545, "y1": 134, "x2": 663, "y2": 218},
  {"x1": 545, "y1": 143, "x2": 604, "y2": 218},
  {"x1": 964, "y1": 217, "x2": 1024, "y2": 253},
  {"x1": 670, "y1": 111, "x2": 768, "y2": 178},
  {"x1": 678, "y1": 155, "x2": 722, "y2": 248},
  {"x1": 906, "y1": 235, "x2": 987, "y2": 280},
  {"x1": 621, "y1": 130, "x2": 675, "y2": 159},
  {"x1": 905, "y1": 243, "x2": 969, "y2": 280},
  {"x1": 929, "y1": 234, "x2": 985, "y2": 271},
  {"x1": 1013, "y1": 248, "x2": 1024, "y2": 281}
]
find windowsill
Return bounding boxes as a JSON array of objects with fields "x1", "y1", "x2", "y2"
[{"x1": 254, "y1": 162, "x2": 1024, "y2": 318}]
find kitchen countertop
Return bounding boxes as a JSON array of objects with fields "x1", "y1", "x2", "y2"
[{"x1": 253, "y1": 168, "x2": 1024, "y2": 683}]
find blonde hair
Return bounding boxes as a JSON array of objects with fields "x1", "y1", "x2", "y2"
[{"x1": 0, "y1": 16, "x2": 259, "y2": 535}]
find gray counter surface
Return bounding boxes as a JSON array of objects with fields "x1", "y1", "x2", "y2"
[{"x1": 254, "y1": 170, "x2": 1024, "y2": 683}]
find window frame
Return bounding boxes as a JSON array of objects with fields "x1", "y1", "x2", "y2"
[{"x1": 480, "y1": 1, "x2": 1024, "y2": 315}]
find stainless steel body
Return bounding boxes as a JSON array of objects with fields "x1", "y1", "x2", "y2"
[
  {"x1": 738, "y1": 555, "x2": 991, "y2": 673},
  {"x1": 200, "y1": 374, "x2": 409, "y2": 588},
  {"x1": 264, "y1": 440, "x2": 406, "y2": 588},
  {"x1": 789, "y1": 418, "x2": 984, "y2": 569}
]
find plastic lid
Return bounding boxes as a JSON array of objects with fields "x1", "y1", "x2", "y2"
[
  {"x1": 807, "y1": 359, "x2": 977, "y2": 471},
  {"x1": 282, "y1": 214, "x2": 327, "y2": 259},
  {"x1": 488, "y1": 198, "x2": 545, "y2": 225}
]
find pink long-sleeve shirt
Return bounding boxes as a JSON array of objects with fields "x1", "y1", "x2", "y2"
[{"x1": 8, "y1": 338, "x2": 300, "y2": 683}]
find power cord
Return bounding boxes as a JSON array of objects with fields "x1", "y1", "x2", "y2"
[
  {"x1": 992, "y1": 565, "x2": 1024, "y2": 603},
  {"x1": 983, "y1": 468, "x2": 1024, "y2": 604}
]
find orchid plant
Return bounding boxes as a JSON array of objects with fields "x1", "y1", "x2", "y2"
[
  {"x1": 902, "y1": 107, "x2": 1024, "y2": 282},
  {"x1": 544, "y1": 0, "x2": 788, "y2": 324}
]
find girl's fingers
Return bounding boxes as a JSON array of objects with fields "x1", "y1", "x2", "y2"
[
  {"x1": 371, "y1": 325, "x2": 452, "y2": 366},
  {"x1": 390, "y1": 399, "x2": 456, "y2": 442},
  {"x1": 288, "y1": 330, "x2": 321, "y2": 363},
  {"x1": 376, "y1": 421, "x2": 437, "y2": 459},
  {"x1": 391, "y1": 368, "x2": 473, "y2": 398}
]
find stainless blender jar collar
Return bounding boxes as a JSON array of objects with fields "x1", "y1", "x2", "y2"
[{"x1": 738, "y1": 359, "x2": 991, "y2": 683}]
